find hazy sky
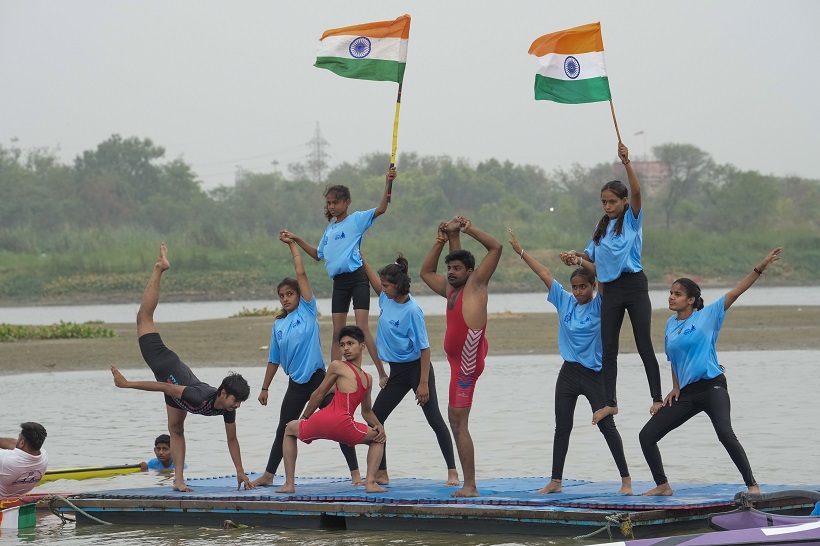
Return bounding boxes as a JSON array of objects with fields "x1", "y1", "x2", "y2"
[{"x1": 2, "y1": 1, "x2": 818, "y2": 190}]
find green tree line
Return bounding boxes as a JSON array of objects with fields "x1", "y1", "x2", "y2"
[{"x1": 1, "y1": 135, "x2": 818, "y2": 303}]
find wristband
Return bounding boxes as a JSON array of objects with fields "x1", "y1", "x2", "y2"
[
  {"x1": 520, "y1": 250, "x2": 526, "y2": 260},
  {"x1": 436, "y1": 236, "x2": 446, "y2": 244},
  {"x1": 753, "y1": 267, "x2": 764, "y2": 276},
  {"x1": 261, "y1": 388, "x2": 268, "y2": 391}
]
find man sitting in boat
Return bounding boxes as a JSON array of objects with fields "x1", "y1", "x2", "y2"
[
  {"x1": 110, "y1": 243, "x2": 252, "y2": 492},
  {"x1": 0, "y1": 422, "x2": 48, "y2": 498}
]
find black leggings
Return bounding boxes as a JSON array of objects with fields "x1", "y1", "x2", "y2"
[
  {"x1": 372, "y1": 360, "x2": 456, "y2": 471},
  {"x1": 639, "y1": 374, "x2": 756, "y2": 487},
  {"x1": 600, "y1": 271, "x2": 662, "y2": 406},
  {"x1": 552, "y1": 361, "x2": 630, "y2": 479},
  {"x1": 264, "y1": 368, "x2": 358, "y2": 474}
]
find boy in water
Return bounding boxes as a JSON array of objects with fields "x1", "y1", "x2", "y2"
[
  {"x1": 276, "y1": 326, "x2": 387, "y2": 494},
  {"x1": 141, "y1": 434, "x2": 188, "y2": 471}
]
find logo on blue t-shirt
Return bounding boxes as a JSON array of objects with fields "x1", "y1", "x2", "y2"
[
  {"x1": 579, "y1": 315, "x2": 591, "y2": 325},
  {"x1": 683, "y1": 325, "x2": 696, "y2": 335},
  {"x1": 562, "y1": 312, "x2": 572, "y2": 323},
  {"x1": 389, "y1": 319, "x2": 400, "y2": 328},
  {"x1": 334, "y1": 232, "x2": 346, "y2": 241},
  {"x1": 294, "y1": 319, "x2": 301, "y2": 327},
  {"x1": 277, "y1": 331, "x2": 283, "y2": 340}
]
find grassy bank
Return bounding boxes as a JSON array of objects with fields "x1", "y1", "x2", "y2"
[{"x1": 2, "y1": 306, "x2": 819, "y2": 376}]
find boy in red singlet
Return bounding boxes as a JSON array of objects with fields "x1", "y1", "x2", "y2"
[
  {"x1": 276, "y1": 326, "x2": 387, "y2": 494},
  {"x1": 420, "y1": 216, "x2": 502, "y2": 498}
]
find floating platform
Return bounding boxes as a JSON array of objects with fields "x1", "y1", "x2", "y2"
[{"x1": 51, "y1": 475, "x2": 820, "y2": 537}]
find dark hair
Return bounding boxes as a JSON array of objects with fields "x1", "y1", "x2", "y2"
[
  {"x1": 445, "y1": 249, "x2": 476, "y2": 271},
  {"x1": 378, "y1": 254, "x2": 411, "y2": 296},
  {"x1": 20, "y1": 422, "x2": 47, "y2": 451},
  {"x1": 569, "y1": 267, "x2": 596, "y2": 285},
  {"x1": 592, "y1": 180, "x2": 629, "y2": 245},
  {"x1": 339, "y1": 325, "x2": 365, "y2": 344},
  {"x1": 673, "y1": 278, "x2": 705, "y2": 311},
  {"x1": 155, "y1": 434, "x2": 171, "y2": 447},
  {"x1": 323, "y1": 184, "x2": 351, "y2": 222},
  {"x1": 218, "y1": 372, "x2": 251, "y2": 402},
  {"x1": 275, "y1": 277, "x2": 300, "y2": 320}
]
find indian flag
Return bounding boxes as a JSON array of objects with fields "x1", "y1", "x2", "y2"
[
  {"x1": 528, "y1": 22, "x2": 611, "y2": 104},
  {"x1": 315, "y1": 15, "x2": 411, "y2": 83},
  {"x1": 0, "y1": 503, "x2": 36, "y2": 529}
]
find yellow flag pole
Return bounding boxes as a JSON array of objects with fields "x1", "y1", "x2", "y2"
[
  {"x1": 387, "y1": 82, "x2": 402, "y2": 202},
  {"x1": 609, "y1": 99, "x2": 622, "y2": 144}
]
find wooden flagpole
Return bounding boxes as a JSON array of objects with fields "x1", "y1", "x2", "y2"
[
  {"x1": 387, "y1": 82, "x2": 402, "y2": 202},
  {"x1": 609, "y1": 99, "x2": 622, "y2": 144}
]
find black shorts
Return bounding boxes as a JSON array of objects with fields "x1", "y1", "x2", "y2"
[{"x1": 331, "y1": 266, "x2": 371, "y2": 314}]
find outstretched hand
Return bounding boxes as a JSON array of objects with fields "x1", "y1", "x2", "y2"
[
  {"x1": 508, "y1": 229, "x2": 523, "y2": 255},
  {"x1": 559, "y1": 251, "x2": 581, "y2": 267},
  {"x1": 759, "y1": 247, "x2": 782, "y2": 271}
]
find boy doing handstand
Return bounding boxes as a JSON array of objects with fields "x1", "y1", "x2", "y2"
[{"x1": 277, "y1": 326, "x2": 387, "y2": 494}]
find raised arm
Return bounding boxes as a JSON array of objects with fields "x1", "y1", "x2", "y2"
[
  {"x1": 724, "y1": 247, "x2": 782, "y2": 311},
  {"x1": 224, "y1": 422, "x2": 253, "y2": 490},
  {"x1": 0, "y1": 438, "x2": 17, "y2": 450},
  {"x1": 420, "y1": 224, "x2": 449, "y2": 298},
  {"x1": 443, "y1": 217, "x2": 462, "y2": 253},
  {"x1": 460, "y1": 218, "x2": 502, "y2": 287},
  {"x1": 281, "y1": 232, "x2": 313, "y2": 300},
  {"x1": 618, "y1": 142, "x2": 642, "y2": 216},
  {"x1": 373, "y1": 166, "x2": 396, "y2": 218},
  {"x1": 361, "y1": 255, "x2": 383, "y2": 296},
  {"x1": 111, "y1": 366, "x2": 185, "y2": 398},
  {"x1": 509, "y1": 229, "x2": 554, "y2": 289},
  {"x1": 281, "y1": 230, "x2": 320, "y2": 262}
]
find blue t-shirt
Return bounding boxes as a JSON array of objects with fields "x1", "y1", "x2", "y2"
[
  {"x1": 584, "y1": 207, "x2": 643, "y2": 283},
  {"x1": 317, "y1": 208, "x2": 377, "y2": 278},
  {"x1": 268, "y1": 295, "x2": 325, "y2": 384},
  {"x1": 547, "y1": 280, "x2": 602, "y2": 371},
  {"x1": 664, "y1": 296, "x2": 727, "y2": 389},
  {"x1": 376, "y1": 292, "x2": 430, "y2": 363},
  {"x1": 146, "y1": 458, "x2": 186, "y2": 470}
]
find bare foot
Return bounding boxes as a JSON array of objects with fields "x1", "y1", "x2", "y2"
[
  {"x1": 537, "y1": 479, "x2": 562, "y2": 494},
  {"x1": 592, "y1": 405, "x2": 618, "y2": 425},
  {"x1": 250, "y1": 472, "x2": 275, "y2": 487},
  {"x1": 365, "y1": 481, "x2": 388, "y2": 493},
  {"x1": 748, "y1": 484, "x2": 762, "y2": 494},
  {"x1": 642, "y1": 483, "x2": 673, "y2": 496},
  {"x1": 619, "y1": 476, "x2": 633, "y2": 495},
  {"x1": 445, "y1": 469, "x2": 460, "y2": 487},
  {"x1": 375, "y1": 469, "x2": 390, "y2": 485},
  {"x1": 173, "y1": 481, "x2": 193, "y2": 492},
  {"x1": 110, "y1": 366, "x2": 129, "y2": 388},
  {"x1": 451, "y1": 486, "x2": 480, "y2": 498},
  {"x1": 350, "y1": 469, "x2": 365, "y2": 486},
  {"x1": 156, "y1": 243, "x2": 170, "y2": 271},
  {"x1": 275, "y1": 483, "x2": 295, "y2": 494}
]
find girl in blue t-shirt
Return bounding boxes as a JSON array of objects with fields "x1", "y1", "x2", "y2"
[
  {"x1": 563, "y1": 142, "x2": 662, "y2": 425},
  {"x1": 639, "y1": 247, "x2": 781, "y2": 496},
  {"x1": 251, "y1": 231, "x2": 360, "y2": 488},
  {"x1": 285, "y1": 166, "x2": 396, "y2": 387},
  {"x1": 510, "y1": 230, "x2": 631, "y2": 495},
  {"x1": 361, "y1": 254, "x2": 459, "y2": 487}
]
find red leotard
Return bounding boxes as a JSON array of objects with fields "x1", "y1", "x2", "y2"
[
  {"x1": 299, "y1": 361, "x2": 371, "y2": 446},
  {"x1": 443, "y1": 288, "x2": 488, "y2": 408}
]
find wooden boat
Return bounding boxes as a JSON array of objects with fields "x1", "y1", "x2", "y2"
[{"x1": 40, "y1": 464, "x2": 143, "y2": 483}]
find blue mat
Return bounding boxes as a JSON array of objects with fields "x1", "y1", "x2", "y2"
[{"x1": 76, "y1": 475, "x2": 820, "y2": 512}]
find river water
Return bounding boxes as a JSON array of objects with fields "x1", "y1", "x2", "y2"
[
  {"x1": 2, "y1": 286, "x2": 820, "y2": 325},
  {"x1": 2, "y1": 350, "x2": 817, "y2": 545}
]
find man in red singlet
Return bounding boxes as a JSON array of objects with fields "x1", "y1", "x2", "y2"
[
  {"x1": 276, "y1": 325, "x2": 387, "y2": 494},
  {"x1": 420, "y1": 216, "x2": 502, "y2": 498}
]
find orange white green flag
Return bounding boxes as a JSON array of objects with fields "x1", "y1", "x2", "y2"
[
  {"x1": 528, "y1": 22, "x2": 611, "y2": 104},
  {"x1": 315, "y1": 15, "x2": 411, "y2": 83}
]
